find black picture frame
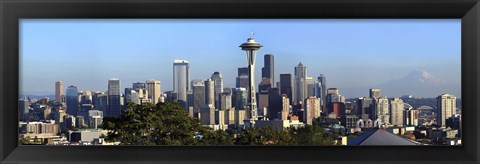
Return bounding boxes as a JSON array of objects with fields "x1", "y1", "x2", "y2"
[{"x1": 1, "y1": 0, "x2": 479, "y2": 163}]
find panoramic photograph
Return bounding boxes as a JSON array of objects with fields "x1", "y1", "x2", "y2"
[{"x1": 18, "y1": 19, "x2": 461, "y2": 146}]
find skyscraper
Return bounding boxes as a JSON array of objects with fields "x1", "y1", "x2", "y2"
[
  {"x1": 390, "y1": 98, "x2": 404, "y2": 127},
  {"x1": 191, "y1": 80, "x2": 205, "y2": 115},
  {"x1": 369, "y1": 89, "x2": 381, "y2": 99},
  {"x1": 267, "y1": 88, "x2": 282, "y2": 120},
  {"x1": 200, "y1": 104, "x2": 215, "y2": 125},
  {"x1": 357, "y1": 97, "x2": 373, "y2": 118},
  {"x1": 281, "y1": 94, "x2": 290, "y2": 120},
  {"x1": 66, "y1": 85, "x2": 79, "y2": 116},
  {"x1": 304, "y1": 97, "x2": 321, "y2": 125},
  {"x1": 306, "y1": 76, "x2": 314, "y2": 97},
  {"x1": 18, "y1": 97, "x2": 30, "y2": 121},
  {"x1": 279, "y1": 74, "x2": 292, "y2": 104},
  {"x1": 236, "y1": 67, "x2": 249, "y2": 89},
  {"x1": 107, "y1": 78, "x2": 121, "y2": 117},
  {"x1": 234, "y1": 88, "x2": 247, "y2": 110},
  {"x1": 55, "y1": 80, "x2": 64, "y2": 102},
  {"x1": 219, "y1": 92, "x2": 232, "y2": 111},
  {"x1": 294, "y1": 63, "x2": 307, "y2": 105},
  {"x1": 173, "y1": 59, "x2": 190, "y2": 102},
  {"x1": 261, "y1": 54, "x2": 274, "y2": 86},
  {"x1": 373, "y1": 97, "x2": 390, "y2": 126},
  {"x1": 146, "y1": 79, "x2": 161, "y2": 105},
  {"x1": 204, "y1": 79, "x2": 215, "y2": 106},
  {"x1": 437, "y1": 93, "x2": 456, "y2": 127},
  {"x1": 211, "y1": 72, "x2": 224, "y2": 109},
  {"x1": 317, "y1": 74, "x2": 327, "y2": 110}
]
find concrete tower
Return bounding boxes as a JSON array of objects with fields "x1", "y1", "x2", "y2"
[{"x1": 239, "y1": 34, "x2": 262, "y2": 128}]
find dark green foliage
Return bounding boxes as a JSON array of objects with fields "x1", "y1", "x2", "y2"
[
  {"x1": 102, "y1": 101, "x2": 336, "y2": 146},
  {"x1": 102, "y1": 101, "x2": 215, "y2": 145}
]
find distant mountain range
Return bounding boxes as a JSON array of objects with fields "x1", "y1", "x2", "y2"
[{"x1": 342, "y1": 70, "x2": 460, "y2": 98}]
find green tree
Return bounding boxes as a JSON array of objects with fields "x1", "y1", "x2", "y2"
[
  {"x1": 102, "y1": 101, "x2": 221, "y2": 145},
  {"x1": 289, "y1": 125, "x2": 335, "y2": 145}
]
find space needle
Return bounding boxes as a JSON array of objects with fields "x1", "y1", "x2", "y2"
[{"x1": 239, "y1": 33, "x2": 262, "y2": 128}]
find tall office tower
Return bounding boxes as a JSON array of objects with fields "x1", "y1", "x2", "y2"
[
  {"x1": 279, "y1": 74, "x2": 293, "y2": 104},
  {"x1": 281, "y1": 94, "x2": 290, "y2": 120},
  {"x1": 356, "y1": 97, "x2": 373, "y2": 118},
  {"x1": 234, "y1": 88, "x2": 247, "y2": 110},
  {"x1": 200, "y1": 104, "x2": 215, "y2": 125},
  {"x1": 239, "y1": 36, "x2": 262, "y2": 128},
  {"x1": 191, "y1": 80, "x2": 205, "y2": 115},
  {"x1": 262, "y1": 54, "x2": 274, "y2": 86},
  {"x1": 317, "y1": 74, "x2": 327, "y2": 110},
  {"x1": 55, "y1": 81, "x2": 64, "y2": 102},
  {"x1": 124, "y1": 88, "x2": 133, "y2": 104},
  {"x1": 146, "y1": 79, "x2": 161, "y2": 105},
  {"x1": 373, "y1": 97, "x2": 390, "y2": 126},
  {"x1": 132, "y1": 82, "x2": 146, "y2": 90},
  {"x1": 404, "y1": 109, "x2": 419, "y2": 126},
  {"x1": 219, "y1": 92, "x2": 232, "y2": 110},
  {"x1": 107, "y1": 78, "x2": 121, "y2": 117},
  {"x1": 204, "y1": 79, "x2": 215, "y2": 106},
  {"x1": 267, "y1": 88, "x2": 282, "y2": 120},
  {"x1": 92, "y1": 92, "x2": 108, "y2": 112},
  {"x1": 236, "y1": 67, "x2": 249, "y2": 89},
  {"x1": 66, "y1": 85, "x2": 79, "y2": 116},
  {"x1": 369, "y1": 89, "x2": 381, "y2": 99},
  {"x1": 294, "y1": 63, "x2": 307, "y2": 105},
  {"x1": 304, "y1": 97, "x2": 321, "y2": 125},
  {"x1": 306, "y1": 77, "x2": 314, "y2": 97},
  {"x1": 437, "y1": 93, "x2": 456, "y2": 127},
  {"x1": 211, "y1": 72, "x2": 224, "y2": 109},
  {"x1": 173, "y1": 59, "x2": 190, "y2": 102},
  {"x1": 390, "y1": 98, "x2": 405, "y2": 127},
  {"x1": 18, "y1": 97, "x2": 30, "y2": 121}
]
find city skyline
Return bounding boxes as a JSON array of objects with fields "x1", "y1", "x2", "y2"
[{"x1": 20, "y1": 19, "x2": 461, "y2": 98}]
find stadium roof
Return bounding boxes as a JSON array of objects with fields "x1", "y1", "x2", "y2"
[{"x1": 348, "y1": 128, "x2": 419, "y2": 145}]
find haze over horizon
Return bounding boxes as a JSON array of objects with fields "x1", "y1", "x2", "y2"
[{"x1": 20, "y1": 19, "x2": 461, "y2": 98}]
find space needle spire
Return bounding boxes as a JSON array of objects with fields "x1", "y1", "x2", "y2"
[{"x1": 239, "y1": 33, "x2": 262, "y2": 128}]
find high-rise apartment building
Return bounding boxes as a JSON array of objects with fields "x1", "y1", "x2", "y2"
[
  {"x1": 173, "y1": 59, "x2": 190, "y2": 102},
  {"x1": 204, "y1": 79, "x2": 215, "y2": 106},
  {"x1": 304, "y1": 96, "x2": 321, "y2": 125},
  {"x1": 374, "y1": 97, "x2": 390, "y2": 126},
  {"x1": 107, "y1": 78, "x2": 121, "y2": 117},
  {"x1": 55, "y1": 80, "x2": 64, "y2": 102},
  {"x1": 281, "y1": 94, "x2": 290, "y2": 120},
  {"x1": 390, "y1": 98, "x2": 404, "y2": 127},
  {"x1": 437, "y1": 93, "x2": 456, "y2": 127},
  {"x1": 146, "y1": 79, "x2": 161, "y2": 105}
]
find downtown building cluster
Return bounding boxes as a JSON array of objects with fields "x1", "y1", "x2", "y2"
[{"x1": 18, "y1": 37, "x2": 462, "y2": 145}]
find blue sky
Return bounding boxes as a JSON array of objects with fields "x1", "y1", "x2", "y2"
[{"x1": 20, "y1": 19, "x2": 461, "y2": 97}]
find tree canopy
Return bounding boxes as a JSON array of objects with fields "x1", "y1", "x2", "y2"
[{"x1": 102, "y1": 101, "x2": 336, "y2": 146}]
